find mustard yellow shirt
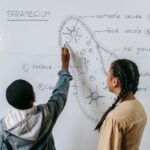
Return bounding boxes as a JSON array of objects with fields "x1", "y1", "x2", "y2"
[{"x1": 98, "y1": 99, "x2": 147, "y2": 150}]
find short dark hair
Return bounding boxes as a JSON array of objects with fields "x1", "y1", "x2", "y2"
[{"x1": 6, "y1": 79, "x2": 34, "y2": 110}]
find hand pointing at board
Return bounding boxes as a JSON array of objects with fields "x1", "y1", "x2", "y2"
[{"x1": 61, "y1": 44, "x2": 70, "y2": 70}]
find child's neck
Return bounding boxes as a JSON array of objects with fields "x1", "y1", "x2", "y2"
[{"x1": 122, "y1": 92, "x2": 136, "y2": 102}]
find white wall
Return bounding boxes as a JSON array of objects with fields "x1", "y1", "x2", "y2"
[{"x1": 0, "y1": 0, "x2": 150, "y2": 149}]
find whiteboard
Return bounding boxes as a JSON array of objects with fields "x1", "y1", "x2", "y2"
[{"x1": 0, "y1": 0, "x2": 150, "y2": 149}]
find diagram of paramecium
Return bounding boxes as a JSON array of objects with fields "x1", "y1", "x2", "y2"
[{"x1": 58, "y1": 16, "x2": 118, "y2": 122}]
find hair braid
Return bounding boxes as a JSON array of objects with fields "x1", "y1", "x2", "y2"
[
  {"x1": 129, "y1": 61, "x2": 140, "y2": 94},
  {"x1": 95, "y1": 62, "x2": 129, "y2": 130},
  {"x1": 95, "y1": 59, "x2": 140, "y2": 131}
]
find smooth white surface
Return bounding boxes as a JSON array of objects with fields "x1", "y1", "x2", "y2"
[{"x1": 0, "y1": 0, "x2": 150, "y2": 149}]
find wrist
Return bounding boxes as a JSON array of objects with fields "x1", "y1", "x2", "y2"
[
  {"x1": 61, "y1": 67, "x2": 68, "y2": 71},
  {"x1": 61, "y1": 64, "x2": 69, "y2": 70}
]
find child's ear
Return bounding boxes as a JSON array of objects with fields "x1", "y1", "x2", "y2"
[
  {"x1": 33, "y1": 92, "x2": 36, "y2": 102},
  {"x1": 112, "y1": 78, "x2": 120, "y2": 87}
]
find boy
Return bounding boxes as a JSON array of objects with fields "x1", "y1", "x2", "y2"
[{"x1": 0, "y1": 46, "x2": 72, "y2": 150}]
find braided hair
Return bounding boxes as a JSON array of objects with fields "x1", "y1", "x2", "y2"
[{"x1": 95, "y1": 59, "x2": 140, "y2": 131}]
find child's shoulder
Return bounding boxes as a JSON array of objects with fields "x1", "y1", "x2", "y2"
[{"x1": 107, "y1": 99, "x2": 147, "y2": 124}]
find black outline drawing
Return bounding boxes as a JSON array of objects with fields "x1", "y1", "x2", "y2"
[
  {"x1": 89, "y1": 76, "x2": 95, "y2": 81},
  {"x1": 58, "y1": 16, "x2": 118, "y2": 75},
  {"x1": 62, "y1": 26, "x2": 82, "y2": 43},
  {"x1": 22, "y1": 64, "x2": 29, "y2": 72},
  {"x1": 86, "y1": 86, "x2": 105, "y2": 105},
  {"x1": 58, "y1": 16, "x2": 118, "y2": 122},
  {"x1": 77, "y1": 57, "x2": 88, "y2": 74}
]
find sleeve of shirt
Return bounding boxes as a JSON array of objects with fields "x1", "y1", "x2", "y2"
[
  {"x1": 0, "y1": 123, "x2": 3, "y2": 149},
  {"x1": 46, "y1": 69, "x2": 73, "y2": 121},
  {"x1": 98, "y1": 117, "x2": 122, "y2": 150}
]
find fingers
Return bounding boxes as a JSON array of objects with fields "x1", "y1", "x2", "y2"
[
  {"x1": 61, "y1": 45, "x2": 69, "y2": 55},
  {"x1": 61, "y1": 44, "x2": 70, "y2": 70},
  {"x1": 64, "y1": 48, "x2": 69, "y2": 55},
  {"x1": 61, "y1": 47, "x2": 64, "y2": 55}
]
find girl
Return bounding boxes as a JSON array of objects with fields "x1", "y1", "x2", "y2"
[{"x1": 96, "y1": 59, "x2": 147, "y2": 150}]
